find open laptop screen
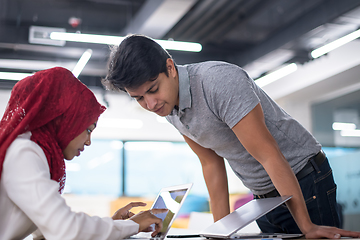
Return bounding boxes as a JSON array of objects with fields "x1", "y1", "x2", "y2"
[{"x1": 151, "y1": 183, "x2": 192, "y2": 236}]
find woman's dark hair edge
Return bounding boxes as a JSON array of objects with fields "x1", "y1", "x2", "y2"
[{"x1": 102, "y1": 34, "x2": 175, "y2": 93}]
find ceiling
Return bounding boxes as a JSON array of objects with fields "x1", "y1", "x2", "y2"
[{"x1": 1, "y1": 0, "x2": 360, "y2": 90}]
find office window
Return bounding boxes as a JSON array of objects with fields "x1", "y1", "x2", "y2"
[
  {"x1": 64, "y1": 140, "x2": 208, "y2": 198},
  {"x1": 324, "y1": 147, "x2": 360, "y2": 215},
  {"x1": 124, "y1": 141, "x2": 208, "y2": 197},
  {"x1": 64, "y1": 140, "x2": 123, "y2": 197}
]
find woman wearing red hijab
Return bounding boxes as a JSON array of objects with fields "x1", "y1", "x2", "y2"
[{"x1": 0, "y1": 67, "x2": 166, "y2": 240}]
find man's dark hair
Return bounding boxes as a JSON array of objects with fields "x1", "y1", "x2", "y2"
[{"x1": 103, "y1": 34, "x2": 173, "y2": 92}]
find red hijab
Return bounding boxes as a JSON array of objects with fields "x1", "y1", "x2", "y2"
[{"x1": 0, "y1": 67, "x2": 106, "y2": 193}]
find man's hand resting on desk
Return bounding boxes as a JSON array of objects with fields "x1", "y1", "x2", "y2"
[
  {"x1": 304, "y1": 224, "x2": 360, "y2": 239},
  {"x1": 130, "y1": 209, "x2": 168, "y2": 237}
]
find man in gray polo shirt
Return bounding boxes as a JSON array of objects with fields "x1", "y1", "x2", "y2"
[{"x1": 103, "y1": 34, "x2": 360, "y2": 239}]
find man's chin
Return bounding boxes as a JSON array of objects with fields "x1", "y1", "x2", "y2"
[
  {"x1": 153, "y1": 105, "x2": 172, "y2": 116},
  {"x1": 156, "y1": 112, "x2": 169, "y2": 117}
]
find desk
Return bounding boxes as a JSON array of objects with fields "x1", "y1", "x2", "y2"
[
  {"x1": 144, "y1": 228, "x2": 359, "y2": 240},
  {"x1": 154, "y1": 228, "x2": 293, "y2": 240}
]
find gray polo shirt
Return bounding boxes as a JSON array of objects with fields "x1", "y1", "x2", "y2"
[{"x1": 166, "y1": 61, "x2": 321, "y2": 195}]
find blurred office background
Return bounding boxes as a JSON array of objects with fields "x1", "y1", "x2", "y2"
[{"x1": 0, "y1": 0, "x2": 360, "y2": 232}]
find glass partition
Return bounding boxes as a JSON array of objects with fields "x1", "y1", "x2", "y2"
[
  {"x1": 64, "y1": 140, "x2": 208, "y2": 198},
  {"x1": 64, "y1": 139, "x2": 123, "y2": 197},
  {"x1": 124, "y1": 141, "x2": 208, "y2": 197},
  {"x1": 324, "y1": 147, "x2": 360, "y2": 215}
]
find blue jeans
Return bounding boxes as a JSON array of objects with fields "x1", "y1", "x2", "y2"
[{"x1": 255, "y1": 157, "x2": 342, "y2": 233}]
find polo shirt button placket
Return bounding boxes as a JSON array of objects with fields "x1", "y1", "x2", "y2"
[{"x1": 185, "y1": 125, "x2": 197, "y2": 137}]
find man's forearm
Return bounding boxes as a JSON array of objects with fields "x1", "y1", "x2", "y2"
[
  {"x1": 202, "y1": 161, "x2": 230, "y2": 222},
  {"x1": 263, "y1": 157, "x2": 314, "y2": 234},
  {"x1": 183, "y1": 135, "x2": 230, "y2": 222}
]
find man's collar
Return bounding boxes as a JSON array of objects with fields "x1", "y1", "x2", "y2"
[{"x1": 177, "y1": 65, "x2": 191, "y2": 114}]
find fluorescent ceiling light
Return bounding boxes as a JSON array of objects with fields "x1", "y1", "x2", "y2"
[
  {"x1": 97, "y1": 118, "x2": 143, "y2": 129},
  {"x1": 0, "y1": 72, "x2": 33, "y2": 81},
  {"x1": 155, "y1": 39, "x2": 202, "y2": 52},
  {"x1": 0, "y1": 59, "x2": 76, "y2": 71},
  {"x1": 244, "y1": 49, "x2": 295, "y2": 80},
  {"x1": 340, "y1": 129, "x2": 360, "y2": 137},
  {"x1": 255, "y1": 63, "x2": 297, "y2": 87},
  {"x1": 311, "y1": 29, "x2": 360, "y2": 59},
  {"x1": 50, "y1": 32, "x2": 202, "y2": 52},
  {"x1": 51, "y1": 32, "x2": 123, "y2": 45},
  {"x1": 332, "y1": 122, "x2": 356, "y2": 131},
  {"x1": 72, "y1": 49, "x2": 92, "y2": 77}
]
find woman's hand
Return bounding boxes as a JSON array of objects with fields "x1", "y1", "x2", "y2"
[
  {"x1": 130, "y1": 209, "x2": 168, "y2": 237},
  {"x1": 112, "y1": 202, "x2": 147, "y2": 220}
]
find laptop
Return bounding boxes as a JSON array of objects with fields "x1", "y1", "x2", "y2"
[
  {"x1": 130, "y1": 183, "x2": 193, "y2": 239},
  {"x1": 199, "y1": 196, "x2": 304, "y2": 239}
]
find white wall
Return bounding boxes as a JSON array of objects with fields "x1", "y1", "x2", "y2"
[{"x1": 263, "y1": 39, "x2": 360, "y2": 132}]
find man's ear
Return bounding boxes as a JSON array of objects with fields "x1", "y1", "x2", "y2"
[{"x1": 166, "y1": 58, "x2": 176, "y2": 77}]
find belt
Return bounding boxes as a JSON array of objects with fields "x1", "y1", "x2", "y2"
[{"x1": 254, "y1": 150, "x2": 326, "y2": 199}]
